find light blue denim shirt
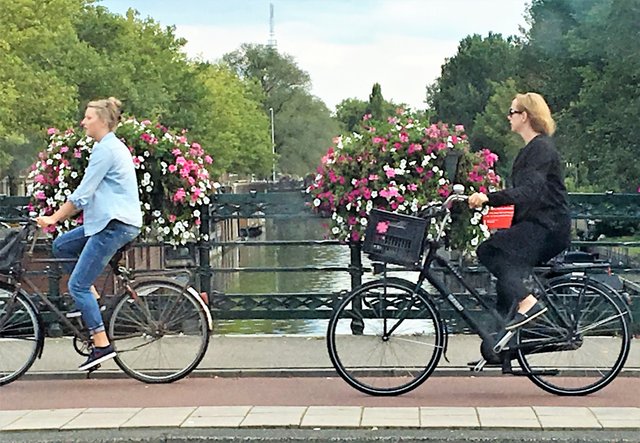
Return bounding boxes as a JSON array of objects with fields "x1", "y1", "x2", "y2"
[{"x1": 68, "y1": 132, "x2": 143, "y2": 236}]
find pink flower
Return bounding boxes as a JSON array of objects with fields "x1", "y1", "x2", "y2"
[
  {"x1": 350, "y1": 230, "x2": 360, "y2": 242},
  {"x1": 204, "y1": 155, "x2": 213, "y2": 164},
  {"x1": 74, "y1": 149, "x2": 82, "y2": 158},
  {"x1": 368, "y1": 174, "x2": 379, "y2": 181},
  {"x1": 168, "y1": 164, "x2": 177, "y2": 173},
  {"x1": 34, "y1": 174, "x2": 45, "y2": 184},
  {"x1": 35, "y1": 191, "x2": 46, "y2": 200},
  {"x1": 407, "y1": 183, "x2": 418, "y2": 191},
  {"x1": 172, "y1": 148, "x2": 181, "y2": 156},
  {"x1": 399, "y1": 132, "x2": 409, "y2": 142},
  {"x1": 195, "y1": 218, "x2": 201, "y2": 226},
  {"x1": 455, "y1": 125, "x2": 465, "y2": 132},
  {"x1": 47, "y1": 128, "x2": 57, "y2": 135},
  {"x1": 376, "y1": 221, "x2": 389, "y2": 234},
  {"x1": 362, "y1": 114, "x2": 372, "y2": 121},
  {"x1": 173, "y1": 188, "x2": 186, "y2": 202},
  {"x1": 385, "y1": 168, "x2": 396, "y2": 178},
  {"x1": 60, "y1": 146, "x2": 69, "y2": 153},
  {"x1": 169, "y1": 214, "x2": 177, "y2": 223}
]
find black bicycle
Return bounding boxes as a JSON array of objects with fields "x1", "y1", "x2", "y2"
[
  {"x1": 0, "y1": 219, "x2": 213, "y2": 386},
  {"x1": 326, "y1": 186, "x2": 631, "y2": 396}
]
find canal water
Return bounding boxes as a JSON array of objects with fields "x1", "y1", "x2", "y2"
[{"x1": 210, "y1": 217, "x2": 425, "y2": 335}]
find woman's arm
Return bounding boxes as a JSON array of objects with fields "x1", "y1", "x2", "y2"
[{"x1": 36, "y1": 201, "x2": 80, "y2": 227}]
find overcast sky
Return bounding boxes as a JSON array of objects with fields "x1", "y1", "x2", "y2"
[{"x1": 99, "y1": 0, "x2": 530, "y2": 111}]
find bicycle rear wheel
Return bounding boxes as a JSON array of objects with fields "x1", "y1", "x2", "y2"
[
  {"x1": 516, "y1": 276, "x2": 630, "y2": 396},
  {"x1": 109, "y1": 279, "x2": 210, "y2": 383},
  {"x1": 0, "y1": 287, "x2": 41, "y2": 386},
  {"x1": 327, "y1": 278, "x2": 444, "y2": 396}
]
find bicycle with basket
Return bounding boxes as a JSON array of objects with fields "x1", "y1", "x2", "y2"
[
  {"x1": 0, "y1": 217, "x2": 213, "y2": 386},
  {"x1": 326, "y1": 185, "x2": 631, "y2": 396}
]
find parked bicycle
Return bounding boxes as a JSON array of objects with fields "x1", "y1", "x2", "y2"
[
  {"x1": 0, "y1": 219, "x2": 213, "y2": 386},
  {"x1": 326, "y1": 185, "x2": 631, "y2": 396}
]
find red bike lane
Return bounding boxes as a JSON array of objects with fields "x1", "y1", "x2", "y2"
[{"x1": 1, "y1": 375, "x2": 638, "y2": 411}]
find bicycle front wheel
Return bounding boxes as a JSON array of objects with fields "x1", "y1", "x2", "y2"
[
  {"x1": 0, "y1": 287, "x2": 41, "y2": 386},
  {"x1": 109, "y1": 279, "x2": 210, "y2": 383},
  {"x1": 516, "y1": 276, "x2": 631, "y2": 396},
  {"x1": 327, "y1": 278, "x2": 444, "y2": 396}
]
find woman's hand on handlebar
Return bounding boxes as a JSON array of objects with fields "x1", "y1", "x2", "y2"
[
  {"x1": 35, "y1": 216, "x2": 56, "y2": 228},
  {"x1": 468, "y1": 192, "x2": 488, "y2": 209}
]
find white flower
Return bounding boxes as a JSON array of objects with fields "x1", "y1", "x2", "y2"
[
  {"x1": 193, "y1": 209, "x2": 201, "y2": 217},
  {"x1": 336, "y1": 216, "x2": 344, "y2": 224},
  {"x1": 346, "y1": 203, "x2": 352, "y2": 211},
  {"x1": 470, "y1": 236, "x2": 479, "y2": 246},
  {"x1": 313, "y1": 198, "x2": 321, "y2": 207},
  {"x1": 71, "y1": 172, "x2": 78, "y2": 179},
  {"x1": 331, "y1": 226, "x2": 341, "y2": 235},
  {"x1": 371, "y1": 191, "x2": 378, "y2": 199},
  {"x1": 360, "y1": 218, "x2": 368, "y2": 226},
  {"x1": 438, "y1": 178, "x2": 446, "y2": 186}
]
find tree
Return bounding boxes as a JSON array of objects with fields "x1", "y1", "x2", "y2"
[
  {"x1": 223, "y1": 44, "x2": 339, "y2": 177},
  {"x1": 471, "y1": 79, "x2": 522, "y2": 176},
  {"x1": 196, "y1": 64, "x2": 273, "y2": 177},
  {"x1": 426, "y1": 33, "x2": 519, "y2": 135},
  {"x1": 335, "y1": 98, "x2": 368, "y2": 133},
  {"x1": 277, "y1": 90, "x2": 341, "y2": 177}
]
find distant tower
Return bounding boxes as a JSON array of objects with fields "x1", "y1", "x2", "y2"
[{"x1": 267, "y1": 2, "x2": 277, "y2": 48}]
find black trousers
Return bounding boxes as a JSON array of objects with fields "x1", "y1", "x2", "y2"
[{"x1": 477, "y1": 220, "x2": 570, "y2": 318}]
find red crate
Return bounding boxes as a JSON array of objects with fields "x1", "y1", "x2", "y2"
[{"x1": 483, "y1": 205, "x2": 514, "y2": 230}]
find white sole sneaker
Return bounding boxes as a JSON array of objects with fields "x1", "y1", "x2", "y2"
[{"x1": 77, "y1": 350, "x2": 117, "y2": 371}]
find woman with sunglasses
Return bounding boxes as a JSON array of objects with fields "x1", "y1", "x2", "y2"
[{"x1": 468, "y1": 92, "x2": 571, "y2": 331}]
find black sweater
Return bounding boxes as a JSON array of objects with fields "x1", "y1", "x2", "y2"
[{"x1": 487, "y1": 134, "x2": 570, "y2": 231}]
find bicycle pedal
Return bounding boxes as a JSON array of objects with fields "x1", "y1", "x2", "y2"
[
  {"x1": 492, "y1": 330, "x2": 514, "y2": 354},
  {"x1": 472, "y1": 359, "x2": 487, "y2": 372},
  {"x1": 85, "y1": 364, "x2": 101, "y2": 378}
]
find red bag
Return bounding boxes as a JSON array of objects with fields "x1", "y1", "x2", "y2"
[{"x1": 483, "y1": 205, "x2": 514, "y2": 230}]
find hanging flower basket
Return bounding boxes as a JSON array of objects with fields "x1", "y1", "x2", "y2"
[
  {"x1": 27, "y1": 118, "x2": 218, "y2": 245},
  {"x1": 307, "y1": 109, "x2": 502, "y2": 254}
]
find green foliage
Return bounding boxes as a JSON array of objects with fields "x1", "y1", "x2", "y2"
[
  {"x1": 522, "y1": 0, "x2": 640, "y2": 192},
  {"x1": 471, "y1": 78, "x2": 522, "y2": 176},
  {"x1": 222, "y1": 44, "x2": 339, "y2": 177},
  {"x1": 196, "y1": 64, "x2": 273, "y2": 177},
  {"x1": 427, "y1": 33, "x2": 519, "y2": 134}
]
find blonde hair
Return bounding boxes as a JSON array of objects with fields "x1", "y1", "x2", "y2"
[
  {"x1": 514, "y1": 92, "x2": 556, "y2": 136},
  {"x1": 87, "y1": 97, "x2": 122, "y2": 131}
]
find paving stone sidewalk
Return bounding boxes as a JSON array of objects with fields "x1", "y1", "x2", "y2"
[{"x1": 2, "y1": 406, "x2": 640, "y2": 432}]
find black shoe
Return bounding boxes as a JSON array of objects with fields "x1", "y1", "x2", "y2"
[
  {"x1": 66, "y1": 300, "x2": 106, "y2": 319},
  {"x1": 505, "y1": 302, "x2": 548, "y2": 331},
  {"x1": 78, "y1": 344, "x2": 116, "y2": 371}
]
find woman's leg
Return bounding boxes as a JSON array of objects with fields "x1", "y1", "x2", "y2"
[
  {"x1": 67, "y1": 221, "x2": 140, "y2": 341},
  {"x1": 477, "y1": 242, "x2": 532, "y2": 317}
]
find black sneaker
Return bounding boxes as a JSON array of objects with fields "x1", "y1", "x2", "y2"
[
  {"x1": 505, "y1": 302, "x2": 548, "y2": 331},
  {"x1": 66, "y1": 300, "x2": 106, "y2": 318},
  {"x1": 78, "y1": 344, "x2": 116, "y2": 371}
]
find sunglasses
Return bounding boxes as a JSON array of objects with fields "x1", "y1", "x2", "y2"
[{"x1": 507, "y1": 108, "x2": 523, "y2": 117}]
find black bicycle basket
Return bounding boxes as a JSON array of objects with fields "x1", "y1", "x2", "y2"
[
  {"x1": 362, "y1": 209, "x2": 428, "y2": 266},
  {"x1": 0, "y1": 226, "x2": 29, "y2": 273}
]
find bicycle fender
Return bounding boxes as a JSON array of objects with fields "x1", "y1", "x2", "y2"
[
  {"x1": 546, "y1": 274, "x2": 633, "y2": 324},
  {"x1": 134, "y1": 278, "x2": 213, "y2": 332}
]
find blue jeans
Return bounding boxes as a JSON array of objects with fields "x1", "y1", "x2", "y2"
[{"x1": 52, "y1": 220, "x2": 140, "y2": 334}]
